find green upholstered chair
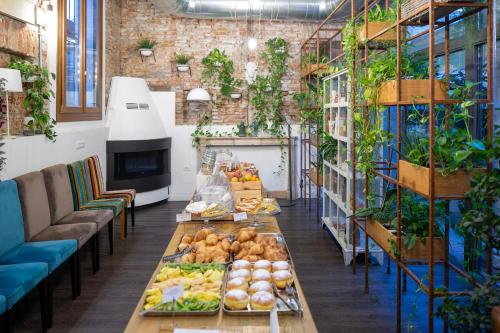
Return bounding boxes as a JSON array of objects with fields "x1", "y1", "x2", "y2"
[
  {"x1": 0, "y1": 180, "x2": 78, "y2": 328},
  {"x1": 42, "y1": 164, "x2": 115, "y2": 257},
  {"x1": 15, "y1": 171, "x2": 98, "y2": 274},
  {"x1": 0, "y1": 263, "x2": 49, "y2": 332},
  {"x1": 67, "y1": 160, "x2": 127, "y2": 240}
]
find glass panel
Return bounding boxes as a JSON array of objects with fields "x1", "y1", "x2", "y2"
[
  {"x1": 65, "y1": 0, "x2": 81, "y2": 107},
  {"x1": 85, "y1": 0, "x2": 99, "y2": 108}
]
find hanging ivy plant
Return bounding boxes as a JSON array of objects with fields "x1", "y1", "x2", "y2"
[
  {"x1": 8, "y1": 57, "x2": 57, "y2": 141},
  {"x1": 201, "y1": 49, "x2": 242, "y2": 98}
]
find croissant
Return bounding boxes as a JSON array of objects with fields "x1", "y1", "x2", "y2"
[
  {"x1": 221, "y1": 238, "x2": 231, "y2": 251},
  {"x1": 181, "y1": 235, "x2": 193, "y2": 244},
  {"x1": 194, "y1": 229, "x2": 211, "y2": 242},
  {"x1": 237, "y1": 230, "x2": 253, "y2": 243},
  {"x1": 230, "y1": 241, "x2": 241, "y2": 253},
  {"x1": 212, "y1": 256, "x2": 227, "y2": 264},
  {"x1": 243, "y1": 255, "x2": 261, "y2": 262},
  {"x1": 241, "y1": 241, "x2": 256, "y2": 251},
  {"x1": 248, "y1": 243, "x2": 264, "y2": 255},
  {"x1": 195, "y1": 253, "x2": 207, "y2": 263},
  {"x1": 206, "y1": 234, "x2": 218, "y2": 245},
  {"x1": 178, "y1": 242, "x2": 190, "y2": 251},
  {"x1": 181, "y1": 253, "x2": 195, "y2": 263},
  {"x1": 235, "y1": 249, "x2": 248, "y2": 259}
]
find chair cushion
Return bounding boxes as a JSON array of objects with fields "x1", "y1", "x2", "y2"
[
  {"x1": 57, "y1": 210, "x2": 113, "y2": 231},
  {"x1": 0, "y1": 240, "x2": 77, "y2": 273},
  {"x1": 41, "y1": 164, "x2": 76, "y2": 224},
  {"x1": 82, "y1": 198, "x2": 124, "y2": 218},
  {"x1": 14, "y1": 171, "x2": 52, "y2": 241},
  {"x1": 0, "y1": 180, "x2": 25, "y2": 257},
  {"x1": 30, "y1": 223, "x2": 97, "y2": 249},
  {"x1": 0, "y1": 263, "x2": 48, "y2": 310},
  {"x1": 0, "y1": 294, "x2": 6, "y2": 314}
]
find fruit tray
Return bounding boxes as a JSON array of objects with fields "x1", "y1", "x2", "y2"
[
  {"x1": 222, "y1": 264, "x2": 303, "y2": 316},
  {"x1": 140, "y1": 263, "x2": 227, "y2": 316}
]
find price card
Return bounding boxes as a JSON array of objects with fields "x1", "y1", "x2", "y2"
[
  {"x1": 233, "y1": 212, "x2": 248, "y2": 222},
  {"x1": 162, "y1": 285, "x2": 184, "y2": 303},
  {"x1": 176, "y1": 213, "x2": 192, "y2": 223}
]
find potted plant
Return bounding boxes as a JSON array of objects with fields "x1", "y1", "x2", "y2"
[
  {"x1": 202, "y1": 48, "x2": 241, "y2": 98},
  {"x1": 175, "y1": 53, "x2": 190, "y2": 72},
  {"x1": 300, "y1": 53, "x2": 329, "y2": 78},
  {"x1": 137, "y1": 37, "x2": 156, "y2": 57},
  {"x1": 358, "y1": 4, "x2": 399, "y2": 44}
]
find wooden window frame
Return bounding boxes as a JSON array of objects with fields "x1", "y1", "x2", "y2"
[{"x1": 57, "y1": 0, "x2": 103, "y2": 122}]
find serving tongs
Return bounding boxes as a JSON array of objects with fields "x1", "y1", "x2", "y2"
[
  {"x1": 272, "y1": 284, "x2": 301, "y2": 316},
  {"x1": 162, "y1": 246, "x2": 192, "y2": 263}
]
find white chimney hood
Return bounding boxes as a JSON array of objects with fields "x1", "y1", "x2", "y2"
[{"x1": 106, "y1": 76, "x2": 168, "y2": 141}]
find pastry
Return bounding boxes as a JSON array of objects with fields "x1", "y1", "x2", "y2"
[
  {"x1": 185, "y1": 201, "x2": 208, "y2": 215},
  {"x1": 226, "y1": 277, "x2": 248, "y2": 291},
  {"x1": 224, "y1": 290, "x2": 249, "y2": 310},
  {"x1": 271, "y1": 261, "x2": 290, "y2": 272},
  {"x1": 194, "y1": 228, "x2": 212, "y2": 242},
  {"x1": 250, "y1": 291, "x2": 275, "y2": 311},
  {"x1": 201, "y1": 203, "x2": 228, "y2": 218},
  {"x1": 272, "y1": 270, "x2": 293, "y2": 289},
  {"x1": 206, "y1": 233, "x2": 218, "y2": 246},
  {"x1": 251, "y1": 269, "x2": 271, "y2": 282},
  {"x1": 248, "y1": 281, "x2": 273, "y2": 296},
  {"x1": 230, "y1": 231, "x2": 288, "y2": 262},
  {"x1": 254, "y1": 260, "x2": 271, "y2": 271},
  {"x1": 229, "y1": 269, "x2": 251, "y2": 282},
  {"x1": 233, "y1": 259, "x2": 251, "y2": 271}
]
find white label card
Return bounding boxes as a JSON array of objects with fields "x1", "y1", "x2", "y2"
[
  {"x1": 176, "y1": 213, "x2": 192, "y2": 223},
  {"x1": 233, "y1": 212, "x2": 248, "y2": 222},
  {"x1": 162, "y1": 285, "x2": 184, "y2": 303}
]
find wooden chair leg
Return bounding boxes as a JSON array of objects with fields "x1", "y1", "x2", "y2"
[
  {"x1": 38, "y1": 277, "x2": 48, "y2": 333},
  {"x1": 131, "y1": 199, "x2": 135, "y2": 228},
  {"x1": 70, "y1": 253, "x2": 78, "y2": 300},
  {"x1": 119, "y1": 210, "x2": 126, "y2": 240},
  {"x1": 91, "y1": 235, "x2": 97, "y2": 275},
  {"x1": 47, "y1": 275, "x2": 53, "y2": 328},
  {"x1": 108, "y1": 218, "x2": 114, "y2": 256}
]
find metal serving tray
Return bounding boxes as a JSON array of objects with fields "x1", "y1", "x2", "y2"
[
  {"x1": 222, "y1": 264, "x2": 303, "y2": 316},
  {"x1": 139, "y1": 264, "x2": 227, "y2": 317},
  {"x1": 171, "y1": 233, "x2": 234, "y2": 265},
  {"x1": 238, "y1": 233, "x2": 293, "y2": 267}
]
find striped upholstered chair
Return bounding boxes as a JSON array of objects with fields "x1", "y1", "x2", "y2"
[
  {"x1": 67, "y1": 161, "x2": 128, "y2": 240},
  {"x1": 86, "y1": 155, "x2": 136, "y2": 228}
]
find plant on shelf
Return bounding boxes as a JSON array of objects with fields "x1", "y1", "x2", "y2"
[
  {"x1": 137, "y1": 37, "x2": 156, "y2": 57},
  {"x1": 300, "y1": 52, "x2": 328, "y2": 69},
  {"x1": 175, "y1": 53, "x2": 190, "y2": 72},
  {"x1": 437, "y1": 274, "x2": 499, "y2": 333},
  {"x1": 202, "y1": 48, "x2": 242, "y2": 98},
  {"x1": 366, "y1": 3, "x2": 397, "y2": 22},
  {"x1": 8, "y1": 57, "x2": 57, "y2": 141},
  {"x1": 319, "y1": 133, "x2": 338, "y2": 164}
]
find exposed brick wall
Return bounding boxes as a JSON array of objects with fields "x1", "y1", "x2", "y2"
[
  {"x1": 0, "y1": 13, "x2": 45, "y2": 135},
  {"x1": 119, "y1": 0, "x2": 323, "y2": 125},
  {"x1": 105, "y1": 0, "x2": 122, "y2": 104}
]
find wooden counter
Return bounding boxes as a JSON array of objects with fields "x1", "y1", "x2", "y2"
[{"x1": 124, "y1": 216, "x2": 318, "y2": 333}]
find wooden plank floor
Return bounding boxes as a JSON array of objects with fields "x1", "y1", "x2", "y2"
[{"x1": 12, "y1": 200, "x2": 444, "y2": 333}]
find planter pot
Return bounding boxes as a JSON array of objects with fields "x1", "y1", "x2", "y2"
[
  {"x1": 401, "y1": 0, "x2": 471, "y2": 22},
  {"x1": 366, "y1": 218, "x2": 445, "y2": 261},
  {"x1": 373, "y1": 79, "x2": 448, "y2": 105},
  {"x1": 139, "y1": 48, "x2": 153, "y2": 57},
  {"x1": 177, "y1": 64, "x2": 189, "y2": 72},
  {"x1": 309, "y1": 167, "x2": 323, "y2": 186},
  {"x1": 301, "y1": 64, "x2": 328, "y2": 78},
  {"x1": 231, "y1": 92, "x2": 242, "y2": 99},
  {"x1": 398, "y1": 160, "x2": 483, "y2": 199},
  {"x1": 358, "y1": 21, "x2": 398, "y2": 43}
]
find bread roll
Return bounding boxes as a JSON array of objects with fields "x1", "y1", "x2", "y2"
[
  {"x1": 271, "y1": 261, "x2": 290, "y2": 272},
  {"x1": 224, "y1": 290, "x2": 249, "y2": 310},
  {"x1": 248, "y1": 281, "x2": 273, "y2": 296},
  {"x1": 251, "y1": 269, "x2": 271, "y2": 282},
  {"x1": 254, "y1": 260, "x2": 271, "y2": 271},
  {"x1": 233, "y1": 259, "x2": 251, "y2": 271},
  {"x1": 272, "y1": 270, "x2": 293, "y2": 289},
  {"x1": 229, "y1": 269, "x2": 251, "y2": 282},
  {"x1": 250, "y1": 291, "x2": 275, "y2": 311},
  {"x1": 226, "y1": 277, "x2": 248, "y2": 291}
]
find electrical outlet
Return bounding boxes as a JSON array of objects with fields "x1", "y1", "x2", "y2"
[
  {"x1": 183, "y1": 165, "x2": 191, "y2": 172},
  {"x1": 75, "y1": 140, "x2": 85, "y2": 149}
]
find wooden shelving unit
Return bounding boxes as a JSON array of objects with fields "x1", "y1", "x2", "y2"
[{"x1": 303, "y1": 0, "x2": 495, "y2": 331}]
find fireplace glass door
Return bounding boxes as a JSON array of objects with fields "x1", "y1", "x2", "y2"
[{"x1": 115, "y1": 150, "x2": 165, "y2": 180}]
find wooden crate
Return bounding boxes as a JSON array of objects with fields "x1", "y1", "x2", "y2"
[
  {"x1": 229, "y1": 181, "x2": 262, "y2": 191},
  {"x1": 309, "y1": 167, "x2": 323, "y2": 186},
  {"x1": 375, "y1": 79, "x2": 448, "y2": 105},
  {"x1": 358, "y1": 22, "x2": 397, "y2": 42},
  {"x1": 232, "y1": 189, "x2": 263, "y2": 203},
  {"x1": 366, "y1": 218, "x2": 445, "y2": 261},
  {"x1": 398, "y1": 160, "x2": 482, "y2": 199}
]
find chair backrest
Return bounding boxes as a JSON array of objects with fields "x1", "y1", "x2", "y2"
[
  {"x1": 41, "y1": 164, "x2": 75, "y2": 224},
  {"x1": 0, "y1": 180, "x2": 25, "y2": 257},
  {"x1": 14, "y1": 171, "x2": 52, "y2": 240},
  {"x1": 86, "y1": 155, "x2": 105, "y2": 198},
  {"x1": 67, "y1": 160, "x2": 94, "y2": 209}
]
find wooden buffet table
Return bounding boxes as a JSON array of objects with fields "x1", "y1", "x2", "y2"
[{"x1": 124, "y1": 216, "x2": 318, "y2": 333}]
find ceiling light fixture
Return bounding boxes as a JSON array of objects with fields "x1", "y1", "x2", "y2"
[
  {"x1": 319, "y1": 1, "x2": 326, "y2": 10},
  {"x1": 247, "y1": 37, "x2": 257, "y2": 50},
  {"x1": 188, "y1": 0, "x2": 196, "y2": 9}
]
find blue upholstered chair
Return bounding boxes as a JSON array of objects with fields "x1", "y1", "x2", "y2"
[
  {"x1": 0, "y1": 263, "x2": 49, "y2": 332},
  {"x1": 0, "y1": 180, "x2": 78, "y2": 328}
]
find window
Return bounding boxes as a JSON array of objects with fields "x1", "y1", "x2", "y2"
[{"x1": 57, "y1": 0, "x2": 102, "y2": 121}]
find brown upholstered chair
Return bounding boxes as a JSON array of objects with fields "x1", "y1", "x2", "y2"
[
  {"x1": 41, "y1": 164, "x2": 115, "y2": 260},
  {"x1": 14, "y1": 171, "x2": 98, "y2": 274}
]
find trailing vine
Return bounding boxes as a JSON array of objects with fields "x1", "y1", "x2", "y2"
[{"x1": 201, "y1": 49, "x2": 242, "y2": 98}]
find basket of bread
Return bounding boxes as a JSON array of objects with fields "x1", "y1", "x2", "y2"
[
  {"x1": 222, "y1": 259, "x2": 302, "y2": 315},
  {"x1": 141, "y1": 262, "x2": 225, "y2": 316}
]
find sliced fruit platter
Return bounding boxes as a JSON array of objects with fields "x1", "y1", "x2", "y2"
[{"x1": 140, "y1": 262, "x2": 226, "y2": 316}]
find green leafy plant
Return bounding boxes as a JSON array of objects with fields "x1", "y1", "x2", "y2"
[
  {"x1": 300, "y1": 52, "x2": 328, "y2": 69},
  {"x1": 8, "y1": 57, "x2": 57, "y2": 141},
  {"x1": 437, "y1": 274, "x2": 499, "y2": 333},
  {"x1": 319, "y1": 133, "x2": 338, "y2": 164},
  {"x1": 202, "y1": 49, "x2": 242, "y2": 98},
  {"x1": 175, "y1": 53, "x2": 190, "y2": 65},
  {"x1": 137, "y1": 37, "x2": 156, "y2": 50},
  {"x1": 365, "y1": 3, "x2": 397, "y2": 23}
]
